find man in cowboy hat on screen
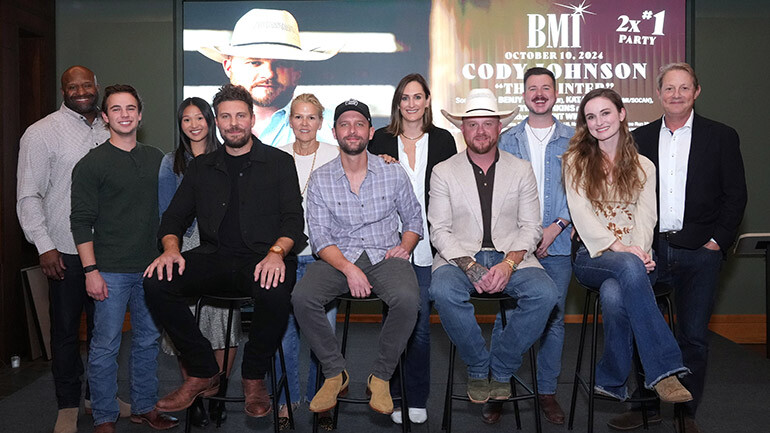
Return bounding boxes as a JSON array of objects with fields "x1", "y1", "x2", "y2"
[
  {"x1": 428, "y1": 88, "x2": 558, "y2": 412},
  {"x1": 198, "y1": 8, "x2": 339, "y2": 147}
]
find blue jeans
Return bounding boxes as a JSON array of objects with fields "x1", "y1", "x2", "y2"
[
  {"x1": 658, "y1": 236, "x2": 723, "y2": 416},
  {"x1": 572, "y1": 246, "x2": 688, "y2": 400},
  {"x1": 390, "y1": 264, "x2": 432, "y2": 408},
  {"x1": 492, "y1": 254, "x2": 571, "y2": 394},
  {"x1": 88, "y1": 272, "x2": 159, "y2": 425},
  {"x1": 430, "y1": 251, "x2": 558, "y2": 382},
  {"x1": 273, "y1": 255, "x2": 337, "y2": 405}
]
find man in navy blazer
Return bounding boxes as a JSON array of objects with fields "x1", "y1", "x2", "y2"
[{"x1": 610, "y1": 63, "x2": 747, "y2": 433}]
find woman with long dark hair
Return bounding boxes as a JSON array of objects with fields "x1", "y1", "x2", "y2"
[
  {"x1": 157, "y1": 97, "x2": 238, "y2": 426},
  {"x1": 563, "y1": 88, "x2": 691, "y2": 403},
  {"x1": 368, "y1": 73, "x2": 456, "y2": 425}
]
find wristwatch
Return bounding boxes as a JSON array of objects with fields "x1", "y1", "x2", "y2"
[
  {"x1": 553, "y1": 219, "x2": 568, "y2": 231},
  {"x1": 503, "y1": 258, "x2": 518, "y2": 272},
  {"x1": 83, "y1": 264, "x2": 98, "y2": 273},
  {"x1": 269, "y1": 245, "x2": 285, "y2": 257}
]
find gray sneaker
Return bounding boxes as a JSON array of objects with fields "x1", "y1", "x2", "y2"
[
  {"x1": 466, "y1": 378, "x2": 490, "y2": 403},
  {"x1": 489, "y1": 379, "x2": 512, "y2": 400}
]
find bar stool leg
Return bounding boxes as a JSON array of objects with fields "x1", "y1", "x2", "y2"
[
  {"x1": 586, "y1": 293, "x2": 600, "y2": 433},
  {"x1": 398, "y1": 352, "x2": 410, "y2": 433},
  {"x1": 568, "y1": 292, "x2": 592, "y2": 430},
  {"x1": 529, "y1": 345, "x2": 542, "y2": 433}
]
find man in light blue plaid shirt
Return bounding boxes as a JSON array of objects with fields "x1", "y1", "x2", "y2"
[{"x1": 292, "y1": 99, "x2": 422, "y2": 417}]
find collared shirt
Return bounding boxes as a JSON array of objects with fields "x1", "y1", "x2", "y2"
[
  {"x1": 258, "y1": 102, "x2": 336, "y2": 147},
  {"x1": 306, "y1": 154, "x2": 423, "y2": 265},
  {"x1": 397, "y1": 133, "x2": 432, "y2": 266},
  {"x1": 17, "y1": 103, "x2": 109, "y2": 255},
  {"x1": 467, "y1": 151, "x2": 500, "y2": 249},
  {"x1": 658, "y1": 110, "x2": 694, "y2": 232}
]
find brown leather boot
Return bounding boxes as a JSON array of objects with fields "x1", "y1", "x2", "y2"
[
  {"x1": 243, "y1": 378, "x2": 272, "y2": 417},
  {"x1": 538, "y1": 394, "x2": 565, "y2": 425},
  {"x1": 130, "y1": 409, "x2": 179, "y2": 430},
  {"x1": 156, "y1": 374, "x2": 220, "y2": 412}
]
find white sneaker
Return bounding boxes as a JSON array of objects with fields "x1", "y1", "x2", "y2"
[{"x1": 390, "y1": 407, "x2": 428, "y2": 424}]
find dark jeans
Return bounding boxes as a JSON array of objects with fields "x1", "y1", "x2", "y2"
[
  {"x1": 389, "y1": 264, "x2": 432, "y2": 408},
  {"x1": 144, "y1": 251, "x2": 294, "y2": 380},
  {"x1": 50, "y1": 253, "x2": 94, "y2": 409},
  {"x1": 630, "y1": 235, "x2": 723, "y2": 416}
]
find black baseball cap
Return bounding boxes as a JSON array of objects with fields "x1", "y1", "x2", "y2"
[{"x1": 334, "y1": 99, "x2": 372, "y2": 125}]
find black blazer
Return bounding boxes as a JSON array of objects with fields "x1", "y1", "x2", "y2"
[
  {"x1": 367, "y1": 125, "x2": 457, "y2": 210},
  {"x1": 633, "y1": 113, "x2": 747, "y2": 252},
  {"x1": 159, "y1": 135, "x2": 307, "y2": 256}
]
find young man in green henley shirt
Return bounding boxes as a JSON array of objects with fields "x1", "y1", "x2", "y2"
[{"x1": 70, "y1": 85, "x2": 178, "y2": 433}]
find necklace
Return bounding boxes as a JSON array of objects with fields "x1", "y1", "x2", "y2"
[
  {"x1": 400, "y1": 131, "x2": 425, "y2": 141},
  {"x1": 527, "y1": 123, "x2": 555, "y2": 145},
  {"x1": 292, "y1": 144, "x2": 318, "y2": 195}
]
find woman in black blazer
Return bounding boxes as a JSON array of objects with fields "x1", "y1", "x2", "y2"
[{"x1": 367, "y1": 73, "x2": 456, "y2": 425}]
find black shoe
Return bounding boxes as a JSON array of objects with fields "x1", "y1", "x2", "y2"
[
  {"x1": 190, "y1": 398, "x2": 209, "y2": 428},
  {"x1": 209, "y1": 399, "x2": 227, "y2": 423}
]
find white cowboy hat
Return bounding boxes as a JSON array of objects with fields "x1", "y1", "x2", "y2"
[
  {"x1": 198, "y1": 9, "x2": 340, "y2": 62},
  {"x1": 441, "y1": 88, "x2": 519, "y2": 129}
]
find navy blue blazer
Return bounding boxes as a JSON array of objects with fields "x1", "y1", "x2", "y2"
[{"x1": 633, "y1": 113, "x2": 747, "y2": 252}]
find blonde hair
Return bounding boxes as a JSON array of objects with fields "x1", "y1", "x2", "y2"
[{"x1": 290, "y1": 93, "x2": 324, "y2": 118}]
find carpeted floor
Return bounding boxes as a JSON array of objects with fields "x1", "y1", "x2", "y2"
[{"x1": 1, "y1": 322, "x2": 768, "y2": 432}]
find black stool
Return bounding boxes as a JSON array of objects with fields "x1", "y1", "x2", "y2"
[
  {"x1": 441, "y1": 293, "x2": 542, "y2": 433},
  {"x1": 312, "y1": 293, "x2": 410, "y2": 433},
  {"x1": 183, "y1": 295, "x2": 294, "y2": 433},
  {"x1": 567, "y1": 282, "x2": 683, "y2": 433}
]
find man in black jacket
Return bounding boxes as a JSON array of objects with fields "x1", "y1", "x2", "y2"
[
  {"x1": 610, "y1": 63, "x2": 747, "y2": 433},
  {"x1": 143, "y1": 84, "x2": 305, "y2": 419}
]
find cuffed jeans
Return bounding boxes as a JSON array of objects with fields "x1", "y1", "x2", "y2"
[
  {"x1": 492, "y1": 254, "x2": 571, "y2": 394},
  {"x1": 573, "y1": 246, "x2": 688, "y2": 400},
  {"x1": 389, "y1": 264, "x2": 432, "y2": 408},
  {"x1": 144, "y1": 251, "x2": 293, "y2": 380},
  {"x1": 274, "y1": 254, "x2": 338, "y2": 405},
  {"x1": 430, "y1": 251, "x2": 558, "y2": 382},
  {"x1": 50, "y1": 253, "x2": 94, "y2": 409},
  {"x1": 89, "y1": 272, "x2": 159, "y2": 425},
  {"x1": 628, "y1": 236, "x2": 724, "y2": 416},
  {"x1": 292, "y1": 252, "x2": 419, "y2": 380}
]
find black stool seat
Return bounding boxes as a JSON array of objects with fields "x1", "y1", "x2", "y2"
[
  {"x1": 567, "y1": 281, "x2": 681, "y2": 433},
  {"x1": 183, "y1": 294, "x2": 294, "y2": 432},
  {"x1": 312, "y1": 292, "x2": 410, "y2": 433},
  {"x1": 441, "y1": 293, "x2": 542, "y2": 433}
]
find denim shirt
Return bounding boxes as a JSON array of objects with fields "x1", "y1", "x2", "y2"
[
  {"x1": 158, "y1": 152, "x2": 196, "y2": 238},
  {"x1": 498, "y1": 117, "x2": 574, "y2": 256},
  {"x1": 259, "y1": 102, "x2": 336, "y2": 147}
]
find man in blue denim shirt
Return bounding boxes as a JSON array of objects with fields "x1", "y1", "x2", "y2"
[{"x1": 495, "y1": 67, "x2": 574, "y2": 425}]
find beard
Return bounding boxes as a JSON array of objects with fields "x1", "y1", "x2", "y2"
[
  {"x1": 64, "y1": 92, "x2": 99, "y2": 116},
  {"x1": 338, "y1": 135, "x2": 368, "y2": 155},
  {"x1": 222, "y1": 127, "x2": 251, "y2": 149},
  {"x1": 251, "y1": 84, "x2": 296, "y2": 109},
  {"x1": 465, "y1": 133, "x2": 499, "y2": 155}
]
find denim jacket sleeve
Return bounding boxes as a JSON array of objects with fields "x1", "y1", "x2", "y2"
[{"x1": 158, "y1": 152, "x2": 196, "y2": 239}]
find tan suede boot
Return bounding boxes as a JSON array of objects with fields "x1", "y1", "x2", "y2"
[
  {"x1": 654, "y1": 376, "x2": 693, "y2": 403},
  {"x1": 309, "y1": 370, "x2": 349, "y2": 413},
  {"x1": 367, "y1": 374, "x2": 393, "y2": 414},
  {"x1": 53, "y1": 407, "x2": 78, "y2": 433}
]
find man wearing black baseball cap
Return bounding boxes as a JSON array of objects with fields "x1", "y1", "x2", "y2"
[{"x1": 292, "y1": 99, "x2": 423, "y2": 416}]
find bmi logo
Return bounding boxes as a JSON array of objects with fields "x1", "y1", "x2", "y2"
[{"x1": 527, "y1": 1, "x2": 595, "y2": 49}]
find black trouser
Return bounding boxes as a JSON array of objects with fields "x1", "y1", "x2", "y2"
[
  {"x1": 144, "y1": 251, "x2": 294, "y2": 380},
  {"x1": 49, "y1": 253, "x2": 94, "y2": 409}
]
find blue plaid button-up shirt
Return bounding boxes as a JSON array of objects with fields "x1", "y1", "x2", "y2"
[{"x1": 306, "y1": 154, "x2": 423, "y2": 265}]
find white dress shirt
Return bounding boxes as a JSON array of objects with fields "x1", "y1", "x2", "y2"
[
  {"x1": 398, "y1": 133, "x2": 432, "y2": 266},
  {"x1": 658, "y1": 110, "x2": 694, "y2": 233}
]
